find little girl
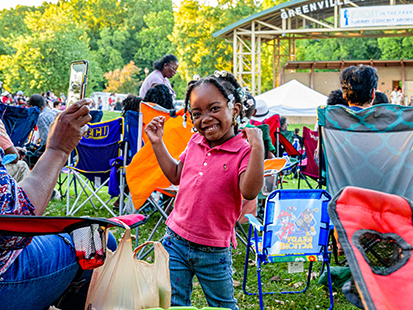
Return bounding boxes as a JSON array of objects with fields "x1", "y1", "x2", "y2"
[{"x1": 145, "y1": 71, "x2": 264, "y2": 309}]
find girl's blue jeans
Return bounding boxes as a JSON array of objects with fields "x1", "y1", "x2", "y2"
[
  {"x1": 0, "y1": 232, "x2": 117, "y2": 310},
  {"x1": 163, "y1": 227, "x2": 239, "y2": 310}
]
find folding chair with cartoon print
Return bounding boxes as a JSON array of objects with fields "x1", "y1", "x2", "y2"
[{"x1": 243, "y1": 189, "x2": 334, "y2": 310}]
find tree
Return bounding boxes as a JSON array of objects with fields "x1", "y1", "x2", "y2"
[
  {"x1": 171, "y1": 0, "x2": 258, "y2": 83},
  {"x1": 104, "y1": 61, "x2": 142, "y2": 94},
  {"x1": 297, "y1": 38, "x2": 381, "y2": 62},
  {"x1": 134, "y1": 9, "x2": 174, "y2": 70},
  {"x1": 0, "y1": 3, "x2": 102, "y2": 95},
  {"x1": 95, "y1": 27, "x2": 130, "y2": 74}
]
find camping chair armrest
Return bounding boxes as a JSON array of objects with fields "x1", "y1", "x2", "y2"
[{"x1": 245, "y1": 214, "x2": 264, "y2": 232}]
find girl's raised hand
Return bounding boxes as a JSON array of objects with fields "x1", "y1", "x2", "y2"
[
  {"x1": 145, "y1": 116, "x2": 165, "y2": 145},
  {"x1": 241, "y1": 127, "x2": 264, "y2": 150}
]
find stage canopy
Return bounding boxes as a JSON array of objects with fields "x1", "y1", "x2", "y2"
[{"x1": 255, "y1": 79, "x2": 327, "y2": 117}]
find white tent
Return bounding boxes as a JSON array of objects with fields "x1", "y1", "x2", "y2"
[{"x1": 254, "y1": 79, "x2": 327, "y2": 117}]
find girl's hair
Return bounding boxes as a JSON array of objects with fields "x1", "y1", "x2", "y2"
[
  {"x1": 143, "y1": 84, "x2": 174, "y2": 110},
  {"x1": 121, "y1": 95, "x2": 142, "y2": 117},
  {"x1": 184, "y1": 72, "x2": 247, "y2": 134},
  {"x1": 153, "y1": 54, "x2": 178, "y2": 71}
]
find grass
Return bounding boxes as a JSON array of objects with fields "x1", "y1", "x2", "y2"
[{"x1": 46, "y1": 116, "x2": 357, "y2": 310}]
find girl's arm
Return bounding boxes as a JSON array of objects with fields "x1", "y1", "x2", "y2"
[
  {"x1": 239, "y1": 127, "x2": 265, "y2": 200},
  {"x1": 145, "y1": 116, "x2": 183, "y2": 185}
]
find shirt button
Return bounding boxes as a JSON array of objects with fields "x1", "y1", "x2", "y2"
[
  {"x1": 199, "y1": 172, "x2": 203, "y2": 176},
  {"x1": 204, "y1": 162, "x2": 207, "y2": 166},
  {"x1": 207, "y1": 152, "x2": 211, "y2": 156}
]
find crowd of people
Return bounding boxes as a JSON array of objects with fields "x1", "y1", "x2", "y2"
[{"x1": 1, "y1": 90, "x2": 67, "y2": 109}]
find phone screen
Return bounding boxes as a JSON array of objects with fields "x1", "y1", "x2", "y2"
[{"x1": 67, "y1": 60, "x2": 88, "y2": 106}]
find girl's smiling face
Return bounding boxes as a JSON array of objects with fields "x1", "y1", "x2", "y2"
[{"x1": 190, "y1": 83, "x2": 241, "y2": 148}]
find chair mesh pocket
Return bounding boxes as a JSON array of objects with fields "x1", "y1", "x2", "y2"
[
  {"x1": 353, "y1": 230, "x2": 412, "y2": 275},
  {"x1": 70, "y1": 224, "x2": 107, "y2": 270}
]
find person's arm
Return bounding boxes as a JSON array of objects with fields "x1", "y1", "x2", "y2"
[
  {"x1": 18, "y1": 99, "x2": 92, "y2": 215},
  {"x1": 239, "y1": 127, "x2": 265, "y2": 200},
  {"x1": 145, "y1": 116, "x2": 183, "y2": 185}
]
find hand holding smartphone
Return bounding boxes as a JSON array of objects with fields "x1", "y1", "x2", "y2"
[{"x1": 67, "y1": 60, "x2": 89, "y2": 106}]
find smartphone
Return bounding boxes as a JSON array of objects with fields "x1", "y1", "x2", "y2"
[{"x1": 67, "y1": 60, "x2": 89, "y2": 106}]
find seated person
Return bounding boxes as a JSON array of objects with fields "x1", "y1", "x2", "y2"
[
  {"x1": 121, "y1": 94, "x2": 142, "y2": 117},
  {"x1": 0, "y1": 99, "x2": 116, "y2": 310},
  {"x1": 327, "y1": 89, "x2": 348, "y2": 106},
  {"x1": 340, "y1": 65, "x2": 378, "y2": 111},
  {"x1": 293, "y1": 127, "x2": 304, "y2": 150},
  {"x1": 0, "y1": 119, "x2": 30, "y2": 182},
  {"x1": 143, "y1": 84, "x2": 175, "y2": 110},
  {"x1": 244, "y1": 94, "x2": 275, "y2": 160},
  {"x1": 28, "y1": 94, "x2": 59, "y2": 147},
  {"x1": 114, "y1": 98, "x2": 122, "y2": 111},
  {"x1": 372, "y1": 91, "x2": 389, "y2": 105}
]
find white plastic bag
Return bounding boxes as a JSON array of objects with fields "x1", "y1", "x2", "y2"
[{"x1": 85, "y1": 225, "x2": 171, "y2": 310}]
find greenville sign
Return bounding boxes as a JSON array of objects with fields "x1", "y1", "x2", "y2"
[
  {"x1": 340, "y1": 5, "x2": 413, "y2": 27},
  {"x1": 281, "y1": 0, "x2": 353, "y2": 19}
]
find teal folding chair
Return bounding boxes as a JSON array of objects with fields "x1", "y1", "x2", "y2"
[{"x1": 243, "y1": 189, "x2": 333, "y2": 310}]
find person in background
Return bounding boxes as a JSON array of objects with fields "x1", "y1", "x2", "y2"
[
  {"x1": 244, "y1": 94, "x2": 275, "y2": 160},
  {"x1": 391, "y1": 87, "x2": 401, "y2": 105},
  {"x1": 397, "y1": 86, "x2": 404, "y2": 105},
  {"x1": 59, "y1": 93, "x2": 67, "y2": 105},
  {"x1": 143, "y1": 84, "x2": 175, "y2": 110},
  {"x1": 0, "y1": 118, "x2": 30, "y2": 182},
  {"x1": 2, "y1": 92, "x2": 12, "y2": 105},
  {"x1": 28, "y1": 94, "x2": 58, "y2": 146},
  {"x1": 108, "y1": 93, "x2": 115, "y2": 109},
  {"x1": 17, "y1": 96, "x2": 27, "y2": 107},
  {"x1": 372, "y1": 91, "x2": 389, "y2": 105},
  {"x1": 139, "y1": 54, "x2": 179, "y2": 100},
  {"x1": 98, "y1": 97, "x2": 103, "y2": 111},
  {"x1": 280, "y1": 116, "x2": 289, "y2": 132},
  {"x1": 293, "y1": 128, "x2": 304, "y2": 149},
  {"x1": 53, "y1": 100, "x2": 62, "y2": 112},
  {"x1": 340, "y1": 65, "x2": 378, "y2": 111},
  {"x1": 121, "y1": 95, "x2": 142, "y2": 117},
  {"x1": 327, "y1": 89, "x2": 348, "y2": 106},
  {"x1": 114, "y1": 98, "x2": 122, "y2": 111}
]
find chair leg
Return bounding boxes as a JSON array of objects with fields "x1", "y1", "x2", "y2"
[
  {"x1": 257, "y1": 259, "x2": 264, "y2": 310},
  {"x1": 242, "y1": 225, "x2": 257, "y2": 296},
  {"x1": 326, "y1": 262, "x2": 334, "y2": 310},
  {"x1": 236, "y1": 221, "x2": 255, "y2": 256}
]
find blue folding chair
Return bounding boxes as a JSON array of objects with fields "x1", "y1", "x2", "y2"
[
  {"x1": 0, "y1": 103, "x2": 40, "y2": 147},
  {"x1": 66, "y1": 118, "x2": 124, "y2": 217},
  {"x1": 243, "y1": 189, "x2": 333, "y2": 310}
]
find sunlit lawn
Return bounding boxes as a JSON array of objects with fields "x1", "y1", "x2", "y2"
[{"x1": 46, "y1": 116, "x2": 356, "y2": 310}]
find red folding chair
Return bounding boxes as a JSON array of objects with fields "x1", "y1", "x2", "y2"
[{"x1": 298, "y1": 126, "x2": 323, "y2": 189}]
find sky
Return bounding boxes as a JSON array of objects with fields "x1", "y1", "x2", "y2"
[{"x1": 0, "y1": 0, "x2": 218, "y2": 11}]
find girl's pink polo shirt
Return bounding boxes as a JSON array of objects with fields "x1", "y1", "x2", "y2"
[{"x1": 166, "y1": 133, "x2": 251, "y2": 248}]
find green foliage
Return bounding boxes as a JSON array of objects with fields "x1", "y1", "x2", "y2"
[
  {"x1": 377, "y1": 36, "x2": 413, "y2": 60},
  {"x1": 0, "y1": 3, "x2": 102, "y2": 95},
  {"x1": 95, "y1": 27, "x2": 131, "y2": 74},
  {"x1": 171, "y1": 0, "x2": 257, "y2": 82},
  {"x1": 297, "y1": 38, "x2": 381, "y2": 62},
  {"x1": 134, "y1": 10, "x2": 174, "y2": 69}
]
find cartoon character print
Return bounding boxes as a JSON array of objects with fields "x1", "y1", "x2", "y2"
[
  {"x1": 276, "y1": 206, "x2": 297, "y2": 241},
  {"x1": 295, "y1": 207, "x2": 319, "y2": 237}
]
